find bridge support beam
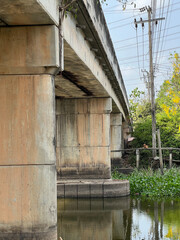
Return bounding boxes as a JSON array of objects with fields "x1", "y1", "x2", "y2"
[
  {"x1": 0, "y1": 25, "x2": 58, "y2": 237},
  {"x1": 110, "y1": 113, "x2": 123, "y2": 164},
  {"x1": 56, "y1": 98, "x2": 112, "y2": 179}
]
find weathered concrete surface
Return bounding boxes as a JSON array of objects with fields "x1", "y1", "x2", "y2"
[
  {"x1": 0, "y1": 75, "x2": 55, "y2": 165},
  {"x1": 58, "y1": 0, "x2": 129, "y2": 119},
  {"x1": 57, "y1": 179, "x2": 130, "y2": 198},
  {"x1": 110, "y1": 113, "x2": 123, "y2": 162},
  {"x1": 0, "y1": 165, "x2": 56, "y2": 232},
  {"x1": 0, "y1": 228, "x2": 57, "y2": 240},
  {"x1": 123, "y1": 121, "x2": 131, "y2": 148},
  {"x1": 56, "y1": 98, "x2": 112, "y2": 179},
  {"x1": 61, "y1": 13, "x2": 127, "y2": 118},
  {"x1": 0, "y1": 0, "x2": 59, "y2": 25},
  {"x1": 0, "y1": 75, "x2": 57, "y2": 232},
  {"x1": 0, "y1": 26, "x2": 59, "y2": 74}
]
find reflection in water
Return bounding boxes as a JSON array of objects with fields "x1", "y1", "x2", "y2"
[
  {"x1": 0, "y1": 228, "x2": 57, "y2": 240},
  {"x1": 132, "y1": 198, "x2": 180, "y2": 240},
  {"x1": 58, "y1": 198, "x2": 180, "y2": 240},
  {"x1": 58, "y1": 197, "x2": 131, "y2": 240}
]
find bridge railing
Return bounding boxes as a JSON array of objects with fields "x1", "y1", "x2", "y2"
[{"x1": 111, "y1": 148, "x2": 180, "y2": 169}]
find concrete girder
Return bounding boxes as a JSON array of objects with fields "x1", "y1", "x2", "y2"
[
  {"x1": 0, "y1": 26, "x2": 59, "y2": 75},
  {"x1": 0, "y1": 0, "x2": 59, "y2": 26},
  {"x1": 57, "y1": 13, "x2": 127, "y2": 119}
]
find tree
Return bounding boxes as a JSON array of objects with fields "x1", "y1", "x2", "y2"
[
  {"x1": 60, "y1": 0, "x2": 134, "y2": 12},
  {"x1": 156, "y1": 53, "x2": 180, "y2": 147},
  {"x1": 129, "y1": 53, "x2": 180, "y2": 151}
]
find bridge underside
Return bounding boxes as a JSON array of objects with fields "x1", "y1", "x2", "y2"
[{"x1": 55, "y1": 40, "x2": 127, "y2": 179}]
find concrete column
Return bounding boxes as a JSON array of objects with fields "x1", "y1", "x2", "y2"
[
  {"x1": 110, "y1": 113, "x2": 123, "y2": 164},
  {"x1": 56, "y1": 98, "x2": 112, "y2": 179},
  {"x1": 123, "y1": 121, "x2": 130, "y2": 149},
  {"x1": 0, "y1": 25, "x2": 59, "y2": 236}
]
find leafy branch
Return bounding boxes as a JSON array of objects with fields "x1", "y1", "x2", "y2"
[{"x1": 59, "y1": 0, "x2": 77, "y2": 11}]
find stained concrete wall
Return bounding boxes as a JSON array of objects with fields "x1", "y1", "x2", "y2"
[
  {"x1": 0, "y1": 26, "x2": 59, "y2": 74},
  {"x1": 0, "y1": 0, "x2": 59, "y2": 25},
  {"x1": 0, "y1": 75, "x2": 57, "y2": 232},
  {"x1": 110, "y1": 113, "x2": 123, "y2": 162},
  {"x1": 56, "y1": 98, "x2": 112, "y2": 179},
  {"x1": 0, "y1": 23, "x2": 58, "y2": 234}
]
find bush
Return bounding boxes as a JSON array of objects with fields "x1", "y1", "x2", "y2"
[{"x1": 112, "y1": 168, "x2": 180, "y2": 198}]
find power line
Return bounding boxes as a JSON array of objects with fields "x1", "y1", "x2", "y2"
[
  {"x1": 109, "y1": 8, "x2": 180, "y2": 30},
  {"x1": 156, "y1": 0, "x2": 172, "y2": 71},
  {"x1": 154, "y1": 0, "x2": 169, "y2": 68},
  {"x1": 118, "y1": 53, "x2": 177, "y2": 65},
  {"x1": 118, "y1": 46, "x2": 180, "y2": 61},
  {"x1": 135, "y1": 25, "x2": 141, "y2": 80},
  {"x1": 113, "y1": 24, "x2": 180, "y2": 44},
  {"x1": 121, "y1": 61, "x2": 173, "y2": 71},
  {"x1": 115, "y1": 32, "x2": 180, "y2": 51},
  {"x1": 108, "y1": 12, "x2": 146, "y2": 25},
  {"x1": 105, "y1": 2, "x2": 180, "y2": 14}
]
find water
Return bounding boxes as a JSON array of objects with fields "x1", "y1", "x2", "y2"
[{"x1": 57, "y1": 197, "x2": 180, "y2": 240}]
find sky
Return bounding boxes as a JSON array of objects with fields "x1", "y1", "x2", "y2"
[{"x1": 101, "y1": 0, "x2": 180, "y2": 97}]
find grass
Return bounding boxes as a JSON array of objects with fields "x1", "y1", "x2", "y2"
[{"x1": 112, "y1": 167, "x2": 180, "y2": 198}]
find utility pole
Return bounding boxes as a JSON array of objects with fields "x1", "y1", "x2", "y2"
[
  {"x1": 148, "y1": 6, "x2": 156, "y2": 158},
  {"x1": 134, "y1": 7, "x2": 165, "y2": 158}
]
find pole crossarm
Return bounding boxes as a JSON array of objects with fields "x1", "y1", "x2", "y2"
[{"x1": 135, "y1": 17, "x2": 165, "y2": 24}]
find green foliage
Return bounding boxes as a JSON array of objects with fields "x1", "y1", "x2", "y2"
[
  {"x1": 129, "y1": 53, "x2": 180, "y2": 154},
  {"x1": 112, "y1": 168, "x2": 180, "y2": 198},
  {"x1": 129, "y1": 87, "x2": 145, "y2": 121},
  {"x1": 156, "y1": 53, "x2": 180, "y2": 147},
  {"x1": 131, "y1": 118, "x2": 152, "y2": 147}
]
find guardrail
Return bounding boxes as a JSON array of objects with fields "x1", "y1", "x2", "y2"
[{"x1": 111, "y1": 148, "x2": 180, "y2": 169}]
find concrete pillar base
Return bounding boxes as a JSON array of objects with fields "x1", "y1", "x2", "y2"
[
  {"x1": 0, "y1": 229, "x2": 57, "y2": 240},
  {"x1": 57, "y1": 179, "x2": 130, "y2": 198},
  {"x1": 0, "y1": 230, "x2": 57, "y2": 240}
]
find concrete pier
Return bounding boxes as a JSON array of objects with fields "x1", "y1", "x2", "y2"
[
  {"x1": 56, "y1": 98, "x2": 112, "y2": 179},
  {"x1": 0, "y1": 24, "x2": 58, "y2": 235},
  {"x1": 110, "y1": 113, "x2": 123, "y2": 163}
]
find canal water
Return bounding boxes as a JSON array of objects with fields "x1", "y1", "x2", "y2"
[{"x1": 57, "y1": 197, "x2": 180, "y2": 240}]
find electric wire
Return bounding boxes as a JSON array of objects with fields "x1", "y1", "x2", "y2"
[
  {"x1": 115, "y1": 33, "x2": 180, "y2": 51},
  {"x1": 109, "y1": 8, "x2": 180, "y2": 30},
  {"x1": 118, "y1": 46, "x2": 180, "y2": 62},
  {"x1": 107, "y1": 1, "x2": 180, "y2": 25},
  {"x1": 135, "y1": 26, "x2": 142, "y2": 80},
  {"x1": 156, "y1": 0, "x2": 172, "y2": 70},
  {"x1": 113, "y1": 24, "x2": 180, "y2": 44},
  {"x1": 154, "y1": 0, "x2": 167, "y2": 70}
]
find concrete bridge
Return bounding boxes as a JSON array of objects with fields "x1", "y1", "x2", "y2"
[{"x1": 0, "y1": 0, "x2": 130, "y2": 237}]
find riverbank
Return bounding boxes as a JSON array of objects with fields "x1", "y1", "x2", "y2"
[{"x1": 112, "y1": 167, "x2": 180, "y2": 198}]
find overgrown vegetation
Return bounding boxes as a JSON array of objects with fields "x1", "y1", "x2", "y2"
[
  {"x1": 112, "y1": 168, "x2": 180, "y2": 198},
  {"x1": 129, "y1": 53, "x2": 180, "y2": 161}
]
